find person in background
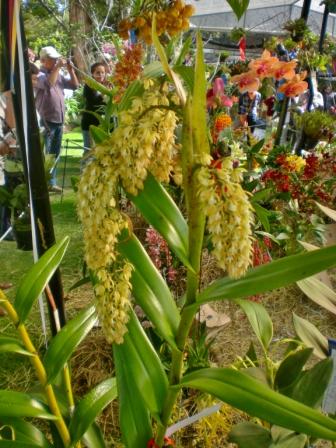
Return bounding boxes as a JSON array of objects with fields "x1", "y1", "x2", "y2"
[
  {"x1": 35, "y1": 46, "x2": 79, "y2": 193},
  {"x1": 238, "y1": 90, "x2": 263, "y2": 134},
  {"x1": 322, "y1": 84, "x2": 336, "y2": 114},
  {"x1": 0, "y1": 91, "x2": 21, "y2": 241},
  {"x1": 81, "y1": 62, "x2": 106, "y2": 151}
]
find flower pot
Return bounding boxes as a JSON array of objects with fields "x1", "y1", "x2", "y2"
[
  {"x1": 13, "y1": 217, "x2": 32, "y2": 251},
  {"x1": 303, "y1": 135, "x2": 319, "y2": 150}
]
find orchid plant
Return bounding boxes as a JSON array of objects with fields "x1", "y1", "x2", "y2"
[{"x1": 2, "y1": 4, "x2": 336, "y2": 448}]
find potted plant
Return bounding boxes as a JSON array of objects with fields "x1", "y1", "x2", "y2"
[
  {"x1": 295, "y1": 111, "x2": 336, "y2": 149},
  {"x1": 0, "y1": 182, "x2": 32, "y2": 251}
]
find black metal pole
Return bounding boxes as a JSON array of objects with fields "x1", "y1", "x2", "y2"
[
  {"x1": 10, "y1": 12, "x2": 66, "y2": 335},
  {"x1": 319, "y1": 4, "x2": 330, "y2": 53},
  {"x1": 301, "y1": 0, "x2": 312, "y2": 21}
]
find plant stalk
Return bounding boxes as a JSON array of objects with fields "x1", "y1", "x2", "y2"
[
  {"x1": 0, "y1": 292, "x2": 71, "y2": 447},
  {"x1": 274, "y1": 96, "x2": 289, "y2": 146}
]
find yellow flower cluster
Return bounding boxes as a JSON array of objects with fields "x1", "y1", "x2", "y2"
[
  {"x1": 197, "y1": 158, "x2": 254, "y2": 279},
  {"x1": 115, "y1": 81, "x2": 179, "y2": 195},
  {"x1": 77, "y1": 79, "x2": 179, "y2": 343},
  {"x1": 95, "y1": 261, "x2": 133, "y2": 344},
  {"x1": 285, "y1": 154, "x2": 306, "y2": 172}
]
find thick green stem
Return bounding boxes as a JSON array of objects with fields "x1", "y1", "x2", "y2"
[
  {"x1": 0, "y1": 291, "x2": 71, "y2": 447},
  {"x1": 155, "y1": 157, "x2": 206, "y2": 447}
]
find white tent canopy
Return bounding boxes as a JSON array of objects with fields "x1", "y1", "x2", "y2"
[{"x1": 189, "y1": 0, "x2": 336, "y2": 36}]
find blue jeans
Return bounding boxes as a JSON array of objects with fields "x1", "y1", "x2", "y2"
[{"x1": 44, "y1": 121, "x2": 63, "y2": 186}]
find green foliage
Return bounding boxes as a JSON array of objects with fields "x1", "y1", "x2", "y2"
[{"x1": 295, "y1": 111, "x2": 336, "y2": 140}]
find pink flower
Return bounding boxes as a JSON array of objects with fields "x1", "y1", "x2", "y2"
[{"x1": 207, "y1": 77, "x2": 233, "y2": 108}]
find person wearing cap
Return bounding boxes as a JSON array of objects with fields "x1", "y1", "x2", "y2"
[{"x1": 35, "y1": 46, "x2": 79, "y2": 192}]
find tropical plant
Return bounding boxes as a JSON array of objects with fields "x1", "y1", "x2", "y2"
[
  {"x1": 295, "y1": 111, "x2": 336, "y2": 141},
  {"x1": 0, "y1": 238, "x2": 117, "y2": 447},
  {"x1": 73, "y1": 16, "x2": 336, "y2": 446},
  {"x1": 228, "y1": 300, "x2": 334, "y2": 448}
]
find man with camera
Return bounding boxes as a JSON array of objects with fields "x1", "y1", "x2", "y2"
[{"x1": 35, "y1": 46, "x2": 79, "y2": 192}]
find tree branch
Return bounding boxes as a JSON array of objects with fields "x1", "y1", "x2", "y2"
[{"x1": 35, "y1": 0, "x2": 69, "y2": 31}]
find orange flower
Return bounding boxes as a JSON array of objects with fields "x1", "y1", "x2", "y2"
[
  {"x1": 278, "y1": 71, "x2": 308, "y2": 97},
  {"x1": 230, "y1": 70, "x2": 260, "y2": 93},
  {"x1": 248, "y1": 50, "x2": 279, "y2": 79},
  {"x1": 271, "y1": 60, "x2": 297, "y2": 81}
]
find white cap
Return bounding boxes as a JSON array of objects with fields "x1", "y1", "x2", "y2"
[{"x1": 40, "y1": 46, "x2": 61, "y2": 59}]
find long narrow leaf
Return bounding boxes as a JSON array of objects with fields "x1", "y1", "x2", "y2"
[
  {"x1": 192, "y1": 33, "x2": 210, "y2": 157},
  {"x1": 114, "y1": 309, "x2": 168, "y2": 419},
  {"x1": 151, "y1": 15, "x2": 186, "y2": 104},
  {"x1": 113, "y1": 346, "x2": 153, "y2": 448},
  {"x1": 0, "y1": 418, "x2": 52, "y2": 447},
  {"x1": 69, "y1": 378, "x2": 117, "y2": 445},
  {"x1": 274, "y1": 348, "x2": 313, "y2": 393},
  {"x1": 197, "y1": 245, "x2": 336, "y2": 304},
  {"x1": 127, "y1": 174, "x2": 191, "y2": 270},
  {"x1": 291, "y1": 358, "x2": 333, "y2": 408},
  {"x1": 82, "y1": 422, "x2": 106, "y2": 448},
  {"x1": 236, "y1": 300, "x2": 273, "y2": 351},
  {"x1": 179, "y1": 368, "x2": 336, "y2": 441},
  {"x1": 297, "y1": 276, "x2": 336, "y2": 315},
  {"x1": 228, "y1": 422, "x2": 271, "y2": 448},
  {"x1": 0, "y1": 442, "x2": 42, "y2": 447},
  {"x1": 0, "y1": 391, "x2": 55, "y2": 420},
  {"x1": 0, "y1": 337, "x2": 32, "y2": 356},
  {"x1": 43, "y1": 306, "x2": 97, "y2": 383},
  {"x1": 292, "y1": 314, "x2": 328, "y2": 359},
  {"x1": 14, "y1": 238, "x2": 69, "y2": 323},
  {"x1": 118, "y1": 231, "x2": 179, "y2": 346}
]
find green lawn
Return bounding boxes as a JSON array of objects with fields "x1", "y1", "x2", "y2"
[{"x1": 0, "y1": 131, "x2": 86, "y2": 386}]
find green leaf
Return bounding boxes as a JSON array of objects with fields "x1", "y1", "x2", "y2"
[
  {"x1": 274, "y1": 348, "x2": 313, "y2": 392},
  {"x1": 43, "y1": 306, "x2": 97, "y2": 383},
  {"x1": 0, "y1": 391, "x2": 55, "y2": 420},
  {"x1": 253, "y1": 203, "x2": 271, "y2": 232},
  {"x1": 173, "y1": 66, "x2": 194, "y2": 92},
  {"x1": 83, "y1": 75, "x2": 113, "y2": 97},
  {"x1": 291, "y1": 358, "x2": 333, "y2": 408},
  {"x1": 293, "y1": 314, "x2": 328, "y2": 359},
  {"x1": 269, "y1": 426, "x2": 307, "y2": 448},
  {"x1": 175, "y1": 35, "x2": 192, "y2": 66},
  {"x1": 192, "y1": 32, "x2": 210, "y2": 157},
  {"x1": 82, "y1": 422, "x2": 106, "y2": 448},
  {"x1": 118, "y1": 231, "x2": 179, "y2": 346},
  {"x1": 250, "y1": 139, "x2": 265, "y2": 154},
  {"x1": 113, "y1": 345, "x2": 153, "y2": 448},
  {"x1": 151, "y1": 16, "x2": 186, "y2": 104},
  {"x1": 0, "y1": 442, "x2": 42, "y2": 447},
  {"x1": 179, "y1": 368, "x2": 336, "y2": 441},
  {"x1": 315, "y1": 202, "x2": 336, "y2": 222},
  {"x1": 143, "y1": 61, "x2": 164, "y2": 79},
  {"x1": 127, "y1": 174, "x2": 191, "y2": 270},
  {"x1": 0, "y1": 337, "x2": 32, "y2": 356},
  {"x1": 197, "y1": 245, "x2": 336, "y2": 305},
  {"x1": 227, "y1": 0, "x2": 250, "y2": 20},
  {"x1": 0, "y1": 417, "x2": 51, "y2": 448},
  {"x1": 113, "y1": 309, "x2": 168, "y2": 419},
  {"x1": 297, "y1": 276, "x2": 336, "y2": 315},
  {"x1": 89, "y1": 126, "x2": 109, "y2": 145},
  {"x1": 117, "y1": 80, "x2": 144, "y2": 112},
  {"x1": 228, "y1": 422, "x2": 272, "y2": 448},
  {"x1": 0, "y1": 418, "x2": 51, "y2": 447},
  {"x1": 236, "y1": 300, "x2": 273, "y2": 351},
  {"x1": 69, "y1": 378, "x2": 117, "y2": 445},
  {"x1": 14, "y1": 237, "x2": 69, "y2": 323}
]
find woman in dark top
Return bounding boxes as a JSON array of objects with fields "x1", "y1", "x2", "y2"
[{"x1": 81, "y1": 62, "x2": 106, "y2": 150}]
